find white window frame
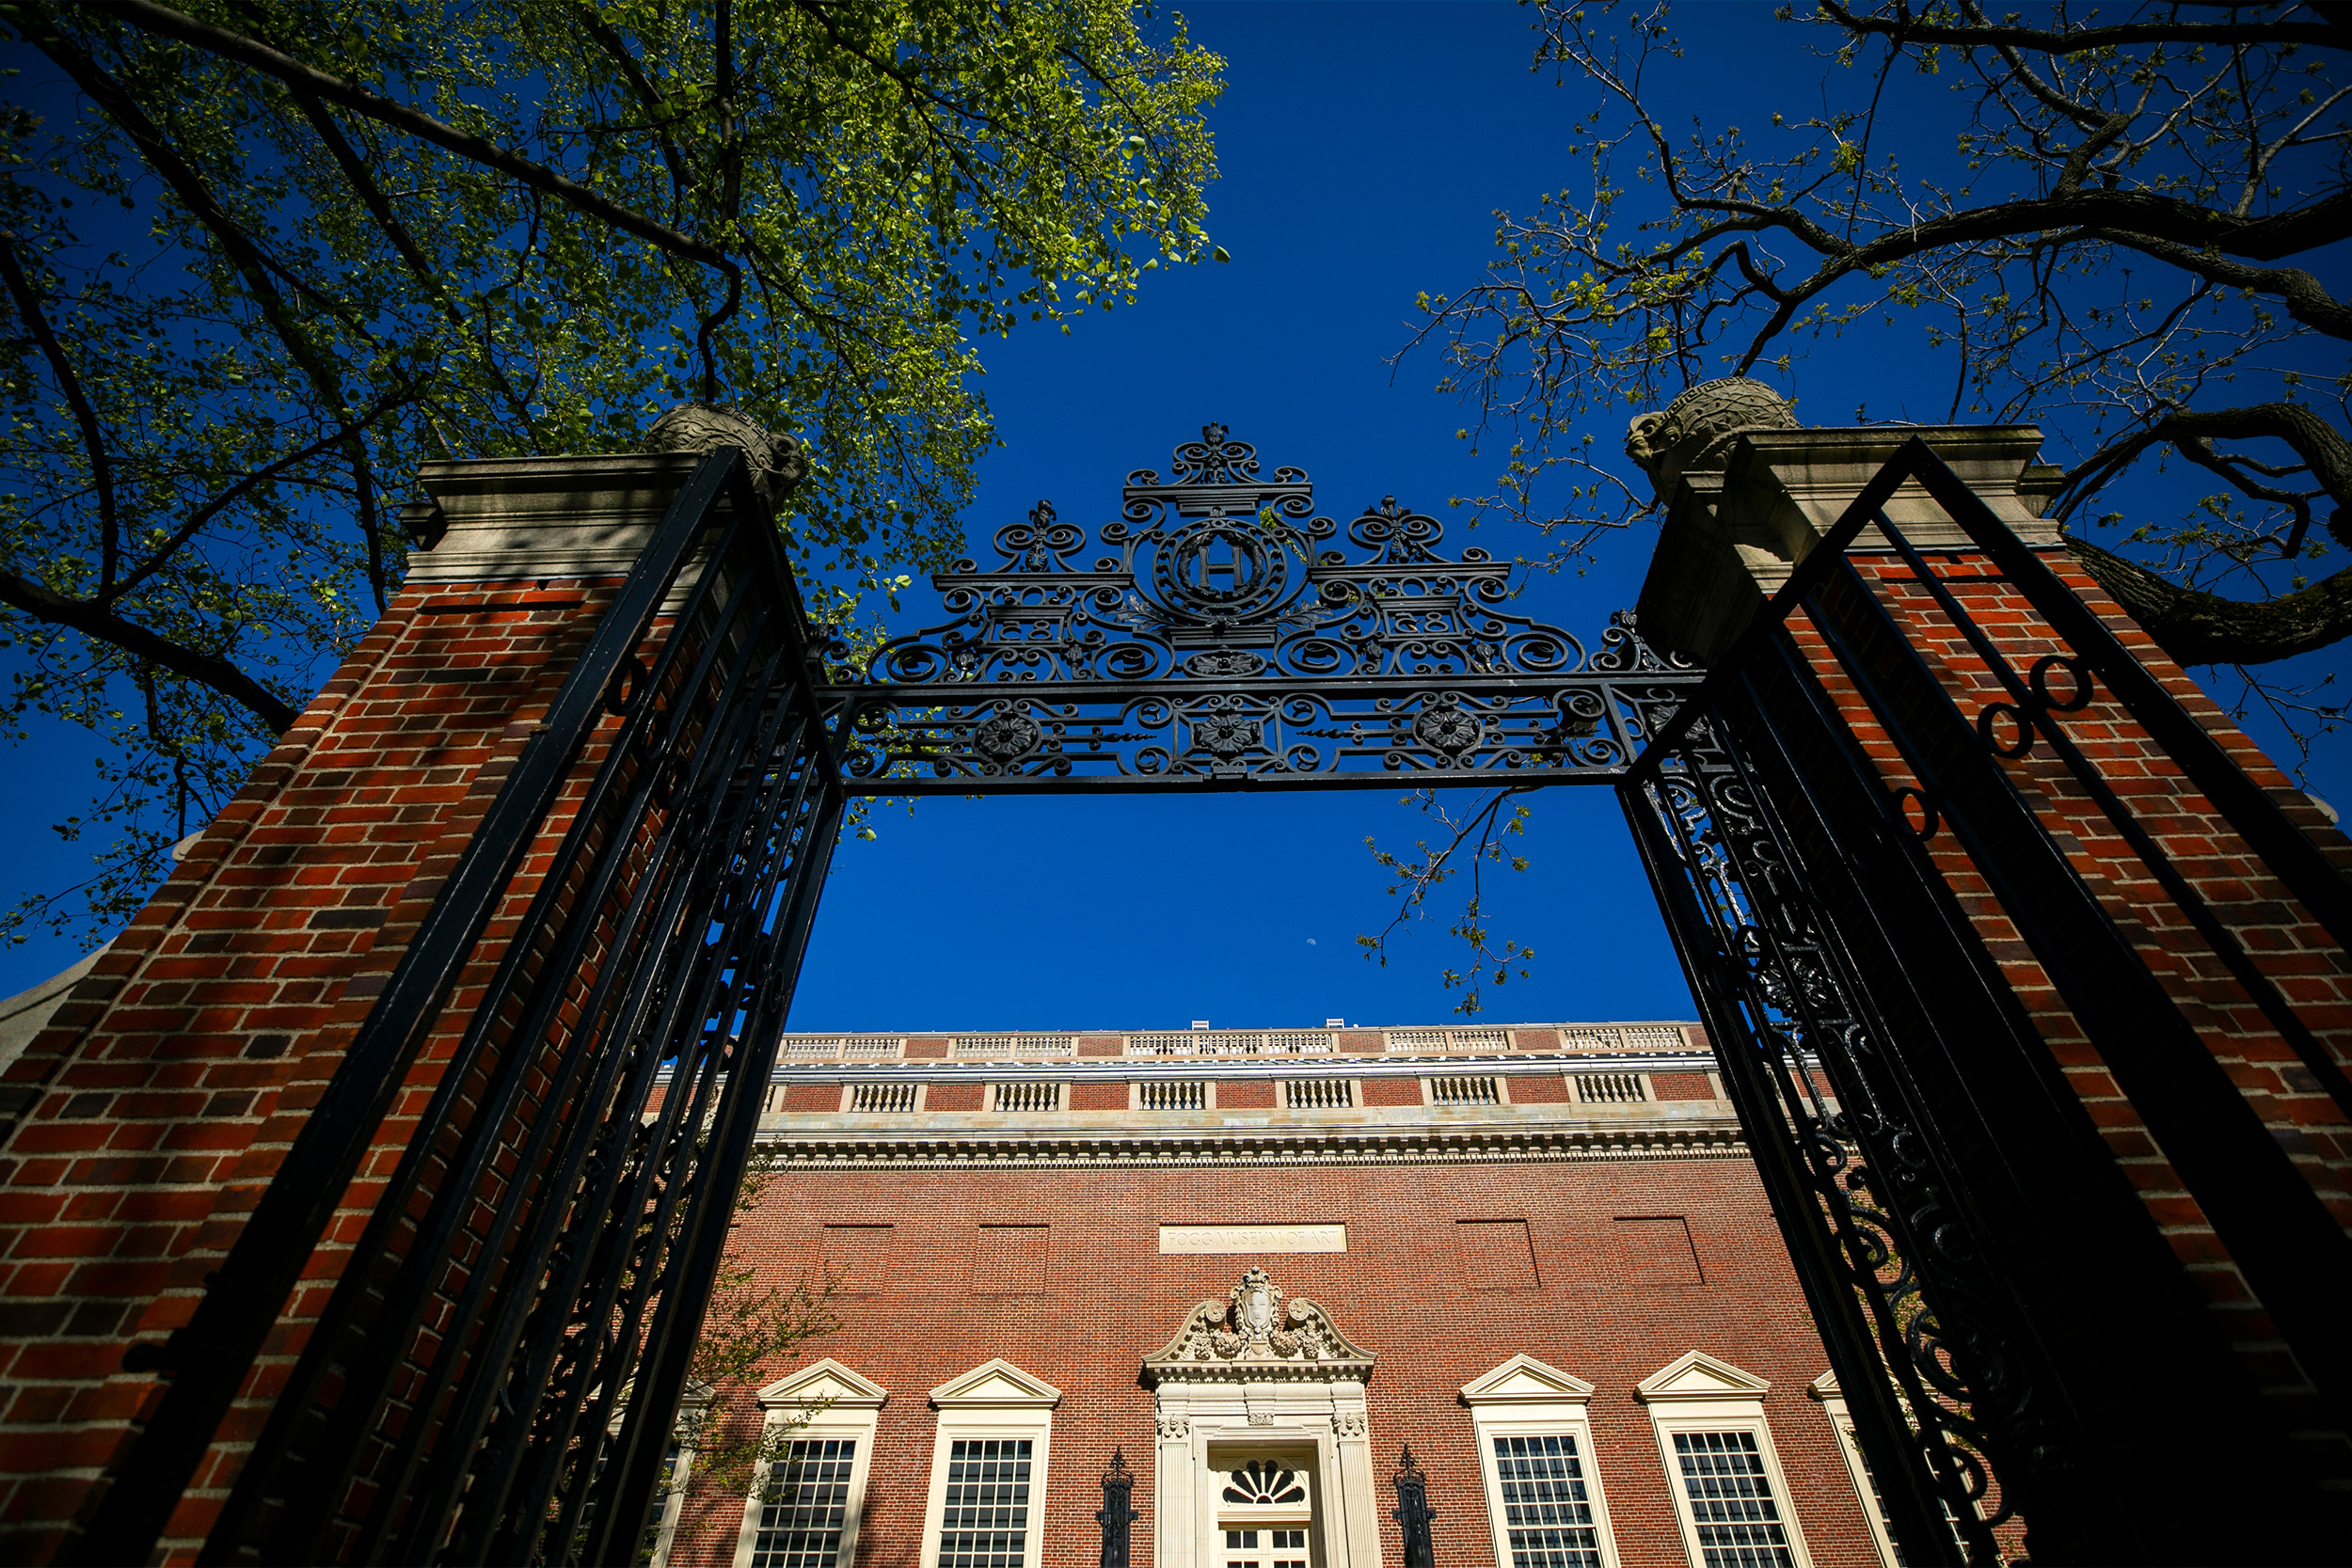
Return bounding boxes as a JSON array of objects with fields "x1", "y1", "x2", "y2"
[
  {"x1": 921, "y1": 1358, "x2": 1062, "y2": 1568},
  {"x1": 1635, "y1": 1352, "x2": 1811, "y2": 1568},
  {"x1": 733, "y1": 1358, "x2": 889, "y2": 1568},
  {"x1": 1211, "y1": 1448, "x2": 1320, "y2": 1562},
  {"x1": 1152, "y1": 1385, "x2": 1379, "y2": 1568},
  {"x1": 1808, "y1": 1370, "x2": 1897, "y2": 1568},
  {"x1": 1459, "y1": 1354, "x2": 1621, "y2": 1568}
]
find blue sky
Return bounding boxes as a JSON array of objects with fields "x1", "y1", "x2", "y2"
[{"x1": 4, "y1": 3, "x2": 2344, "y2": 1029}]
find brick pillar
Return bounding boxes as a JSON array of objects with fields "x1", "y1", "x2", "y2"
[
  {"x1": 0, "y1": 449, "x2": 717, "y2": 1562},
  {"x1": 1634, "y1": 396, "x2": 2352, "y2": 1544}
]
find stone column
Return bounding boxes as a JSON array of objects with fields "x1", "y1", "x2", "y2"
[
  {"x1": 1152, "y1": 1402, "x2": 1195, "y2": 1568},
  {"x1": 0, "y1": 408, "x2": 796, "y2": 1562}
]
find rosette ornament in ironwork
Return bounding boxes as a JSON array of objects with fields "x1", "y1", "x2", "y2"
[{"x1": 822, "y1": 426, "x2": 1701, "y2": 791}]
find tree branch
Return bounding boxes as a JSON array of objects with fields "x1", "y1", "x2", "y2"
[
  {"x1": 283, "y1": 87, "x2": 541, "y2": 430},
  {"x1": 2068, "y1": 536, "x2": 2352, "y2": 666},
  {"x1": 0, "y1": 230, "x2": 120, "y2": 594},
  {"x1": 0, "y1": 570, "x2": 299, "y2": 731},
  {"x1": 103, "y1": 396, "x2": 410, "y2": 605},
  {"x1": 83, "y1": 0, "x2": 740, "y2": 281},
  {"x1": 2087, "y1": 230, "x2": 2352, "y2": 339},
  {"x1": 1820, "y1": 0, "x2": 2345, "y2": 55}
]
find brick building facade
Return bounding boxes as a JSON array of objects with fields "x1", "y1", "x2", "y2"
[{"x1": 648, "y1": 1022, "x2": 1904, "y2": 1568}]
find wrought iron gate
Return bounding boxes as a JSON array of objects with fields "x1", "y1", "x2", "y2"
[
  {"x1": 79, "y1": 450, "x2": 845, "y2": 1567},
  {"x1": 79, "y1": 428, "x2": 2349, "y2": 1564},
  {"x1": 1628, "y1": 440, "x2": 2352, "y2": 1563}
]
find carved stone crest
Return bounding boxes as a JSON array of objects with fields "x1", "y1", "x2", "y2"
[{"x1": 1141, "y1": 1267, "x2": 1375, "y2": 1384}]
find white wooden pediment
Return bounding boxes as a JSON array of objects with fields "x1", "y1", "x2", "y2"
[
  {"x1": 1459, "y1": 1354, "x2": 1596, "y2": 1405},
  {"x1": 1808, "y1": 1369, "x2": 1841, "y2": 1399},
  {"x1": 930, "y1": 1357, "x2": 1063, "y2": 1409},
  {"x1": 756, "y1": 1357, "x2": 889, "y2": 1410},
  {"x1": 1635, "y1": 1350, "x2": 1771, "y2": 1402}
]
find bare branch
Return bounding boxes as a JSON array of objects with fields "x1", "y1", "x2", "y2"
[
  {"x1": 2068, "y1": 536, "x2": 2352, "y2": 666},
  {"x1": 1819, "y1": 0, "x2": 2346, "y2": 55},
  {"x1": 0, "y1": 570, "x2": 299, "y2": 731},
  {"x1": 88, "y1": 0, "x2": 741, "y2": 282},
  {"x1": 0, "y1": 231, "x2": 120, "y2": 594}
]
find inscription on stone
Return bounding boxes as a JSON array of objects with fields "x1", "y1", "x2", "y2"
[{"x1": 1158, "y1": 1223, "x2": 1347, "y2": 1254}]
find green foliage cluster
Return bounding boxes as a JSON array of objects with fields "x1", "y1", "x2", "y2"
[{"x1": 0, "y1": 0, "x2": 1221, "y2": 944}]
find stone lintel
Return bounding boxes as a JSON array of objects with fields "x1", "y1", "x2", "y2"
[
  {"x1": 1636, "y1": 423, "x2": 2053, "y2": 664},
  {"x1": 409, "y1": 451, "x2": 719, "y2": 585}
]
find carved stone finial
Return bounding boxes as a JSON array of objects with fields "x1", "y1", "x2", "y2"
[
  {"x1": 640, "y1": 402, "x2": 809, "y2": 507},
  {"x1": 1624, "y1": 377, "x2": 1799, "y2": 499}
]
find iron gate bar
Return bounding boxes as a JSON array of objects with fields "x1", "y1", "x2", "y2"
[
  {"x1": 1696, "y1": 643, "x2": 2120, "y2": 1555},
  {"x1": 452, "y1": 683, "x2": 821, "y2": 1565},
  {"x1": 486, "y1": 520, "x2": 842, "y2": 1567},
  {"x1": 584, "y1": 801, "x2": 845, "y2": 1565},
  {"x1": 1797, "y1": 526, "x2": 2352, "y2": 1432},
  {"x1": 1621, "y1": 436, "x2": 2352, "y2": 1560},
  {"x1": 229, "y1": 508, "x2": 778, "y2": 1563},
  {"x1": 1624, "y1": 743, "x2": 2002, "y2": 1565},
  {"x1": 1715, "y1": 621, "x2": 2343, "y2": 1560},
  {"x1": 76, "y1": 449, "x2": 759, "y2": 1568},
  {"x1": 1900, "y1": 453, "x2": 2352, "y2": 956},
  {"x1": 561, "y1": 750, "x2": 842, "y2": 1568},
  {"x1": 379, "y1": 615, "x2": 803, "y2": 1563}
]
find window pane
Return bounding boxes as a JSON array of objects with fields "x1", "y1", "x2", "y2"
[
  {"x1": 752, "y1": 1438, "x2": 857, "y2": 1568},
  {"x1": 1673, "y1": 1431, "x2": 1795, "y2": 1568},
  {"x1": 938, "y1": 1437, "x2": 1033, "y2": 1568},
  {"x1": 1492, "y1": 1433, "x2": 1601, "y2": 1568}
]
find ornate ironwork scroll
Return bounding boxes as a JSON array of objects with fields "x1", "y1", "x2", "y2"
[
  {"x1": 821, "y1": 426, "x2": 1700, "y2": 792},
  {"x1": 1627, "y1": 708, "x2": 2017, "y2": 1566}
]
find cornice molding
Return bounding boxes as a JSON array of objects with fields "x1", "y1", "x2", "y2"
[
  {"x1": 709, "y1": 1050, "x2": 1725, "y2": 1086},
  {"x1": 749, "y1": 1122, "x2": 1745, "y2": 1170}
]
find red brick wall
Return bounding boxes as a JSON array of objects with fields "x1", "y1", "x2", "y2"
[
  {"x1": 0, "y1": 573, "x2": 629, "y2": 1560},
  {"x1": 783, "y1": 1085, "x2": 840, "y2": 1113},
  {"x1": 927, "y1": 1084, "x2": 983, "y2": 1112},
  {"x1": 1788, "y1": 545, "x2": 2352, "y2": 1485},
  {"x1": 1650, "y1": 1072, "x2": 1716, "y2": 1101},
  {"x1": 1216, "y1": 1080, "x2": 1275, "y2": 1109},
  {"x1": 665, "y1": 1154, "x2": 1885, "y2": 1568},
  {"x1": 1068, "y1": 1083, "x2": 1128, "y2": 1111},
  {"x1": 1361, "y1": 1078, "x2": 1420, "y2": 1108},
  {"x1": 1504, "y1": 1073, "x2": 1570, "y2": 1104}
]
